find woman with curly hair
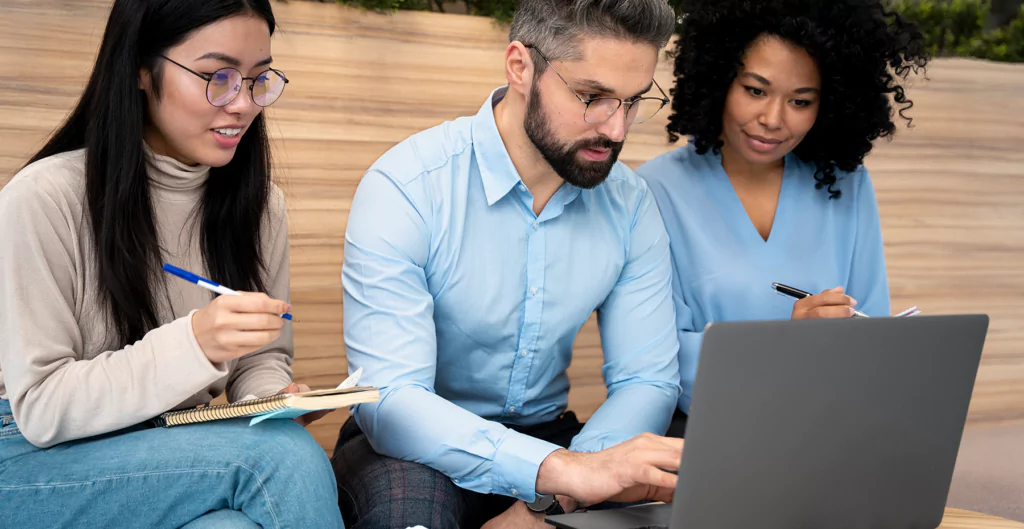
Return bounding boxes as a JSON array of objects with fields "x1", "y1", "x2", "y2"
[{"x1": 636, "y1": 0, "x2": 929, "y2": 437}]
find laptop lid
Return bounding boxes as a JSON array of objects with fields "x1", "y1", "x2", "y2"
[{"x1": 671, "y1": 315, "x2": 989, "y2": 529}]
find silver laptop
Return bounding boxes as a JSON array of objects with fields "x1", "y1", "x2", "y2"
[{"x1": 547, "y1": 315, "x2": 989, "y2": 529}]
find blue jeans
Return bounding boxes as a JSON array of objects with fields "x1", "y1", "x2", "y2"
[{"x1": 0, "y1": 400, "x2": 343, "y2": 528}]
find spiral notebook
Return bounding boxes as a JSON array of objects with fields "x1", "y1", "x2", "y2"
[{"x1": 153, "y1": 385, "x2": 379, "y2": 428}]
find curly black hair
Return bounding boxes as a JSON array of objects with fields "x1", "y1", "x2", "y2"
[{"x1": 667, "y1": 0, "x2": 929, "y2": 198}]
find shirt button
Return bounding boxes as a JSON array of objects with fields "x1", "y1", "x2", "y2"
[
  {"x1": 509, "y1": 406, "x2": 517, "y2": 414},
  {"x1": 518, "y1": 184, "x2": 526, "y2": 192},
  {"x1": 532, "y1": 223, "x2": 539, "y2": 230},
  {"x1": 520, "y1": 349, "x2": 529, "y2": 357},
  {"x1": 530, "y1": 287, "x2": 539, "y2": 296},
  {"x1": 511, "y1": 488, "x2": 519, "y2": 497}
]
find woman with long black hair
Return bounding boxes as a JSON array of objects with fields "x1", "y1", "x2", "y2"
[{"x1": 0, "y1": 1, "x2": 342, "y2": 526}]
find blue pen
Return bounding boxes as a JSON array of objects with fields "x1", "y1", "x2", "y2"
[{"x1": 162, "y1": 263, "x2": 293, "y2": 321}]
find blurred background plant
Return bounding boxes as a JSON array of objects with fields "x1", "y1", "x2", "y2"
[{"x1": 299, "y1": 0, "x2": 1024, "y2": 62}]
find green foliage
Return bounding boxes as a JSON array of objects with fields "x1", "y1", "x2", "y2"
[
  {"x1": 893, "y1": 0, "x2": 1024, "y2": 61},
  {"x1": 336, "y1": 0, "x2": 432, "y2": 12},
  {"x1": 333, "y1": 0, "x2": 518, "y2": 20},
  {"x1": 329, "y1": 0, "x2": 1024, "y2": 62},
  {"x1": 973, "y1": 3, "x2": 1024, "y2": 61},
  {"x1": 889, "y1": 0, "x2": 988, "y2": 56},
  {"x1": 463, "y1": 0, "x2": 518, "y2": 21}
]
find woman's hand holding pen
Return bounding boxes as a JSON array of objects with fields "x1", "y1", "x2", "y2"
[
  {"x1": 791, "y1": 286, "x2": 859, "y2": 320},
  {"x1": 192, "y1": 293, "x2": 291, "y2": 364}
]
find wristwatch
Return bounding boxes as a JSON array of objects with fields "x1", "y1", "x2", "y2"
[{"x1": 526, "y1": 494, "x2": 565, "y2": 515}]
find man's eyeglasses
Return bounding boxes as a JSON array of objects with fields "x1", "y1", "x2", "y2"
[
  {"x1": 160, "y1": 56, "x2": 288, "y2": 108},
  {"x1": 525, "y1": 45, "x2": 669, "y2": 125}
]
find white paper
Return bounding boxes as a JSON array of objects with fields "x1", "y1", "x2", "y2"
[
  {"x1": 337, "y1": 367, "x2": 363, "y2": 389},
  {"x1": 894, "y1": 306, "x2": 921, "y2": 318}
]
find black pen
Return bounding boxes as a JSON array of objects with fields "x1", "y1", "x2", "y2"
[{"x1": 771, "y1": 282, "x2": 869, "y2": 318}]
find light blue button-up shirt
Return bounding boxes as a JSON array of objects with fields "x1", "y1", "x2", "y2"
[{"x1": 343, "y1": 88, "x2": 681, "y2": 502}]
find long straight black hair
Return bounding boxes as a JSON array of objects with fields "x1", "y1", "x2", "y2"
[{"x1": 27, "y1": 0, "x2": 277, "y2": 346}]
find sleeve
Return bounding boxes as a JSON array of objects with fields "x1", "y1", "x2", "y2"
[
  {"x1": 0, "y1": 178, "x2": 227, "y2": 448},
  {"x1": 226, "y1": 189, "x2": 294, "y2": 402},
  {"x1": 569, "y1": 182, "x2": 682, "y2": 452},
  {"x1": 636, "y1": 158, "x2": 702, "y2": 414},
  {"x1": 845, "y1": 168, "x2": 891, "y2": 317},
  {"x1": 672, "y1": 280, "x2": 704, "y2": 415},
  {"x1": 344, "y1": 170, "x2": 560, "y2": 501}
]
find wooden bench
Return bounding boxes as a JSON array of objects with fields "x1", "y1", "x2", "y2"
[{"x1": 1, "y1": 1, "x2": 1022, "y2": 460}]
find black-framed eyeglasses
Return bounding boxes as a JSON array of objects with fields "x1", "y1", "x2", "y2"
[
  {"x1": 525, "y1": 45, "x2": 669, "y2": 125},
  {"x1": 160, "y1": 55, "x2": 289, "y2": 107}
]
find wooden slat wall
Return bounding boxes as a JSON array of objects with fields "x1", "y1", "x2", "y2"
[{"x1": 1, "y1": 0, "x2": 1022, "y2": 454}]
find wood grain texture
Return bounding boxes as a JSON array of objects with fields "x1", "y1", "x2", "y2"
[
  {"x1": 1, "y1": 0, "x2": 1022, "y2": 457},
  {"x1": 940, "y1": 508, "x2": 1024, "y2": 528}
]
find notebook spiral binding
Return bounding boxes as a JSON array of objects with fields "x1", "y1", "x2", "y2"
[{"x1": 154, "y1": 394, "x2": 289, "y2": 427}]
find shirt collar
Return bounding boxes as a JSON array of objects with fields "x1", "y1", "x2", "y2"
[
  {"x1": 472, "y1": 87, "x2": 524, "y2": 206},
  {"x1": 472, "y1": 86, "x2": 589, "y2": 211}
]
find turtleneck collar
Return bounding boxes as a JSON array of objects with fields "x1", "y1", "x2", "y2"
[{"x1": 144, "y1": 143, "x2": 210, "y2": 201}]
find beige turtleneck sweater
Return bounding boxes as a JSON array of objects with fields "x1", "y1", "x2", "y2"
[{"x1": 0, "y1": 148, "x2": 294, "y2": 448}]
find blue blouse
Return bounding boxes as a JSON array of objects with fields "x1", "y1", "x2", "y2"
[{"x1": 638, "y1": 143, "x2": 890, "y2": 412}]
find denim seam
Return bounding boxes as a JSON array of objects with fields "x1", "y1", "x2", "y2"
[{"x1": 0, "y1": 464, "x2": 281, "y2": 529}]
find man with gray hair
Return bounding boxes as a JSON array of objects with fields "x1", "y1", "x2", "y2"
[{"x1": 332, "y1": 0, "x2": 683, "y2": 526}]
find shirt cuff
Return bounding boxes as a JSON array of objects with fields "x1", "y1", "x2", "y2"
[
  {"x1": 569, "y1": 430, "x2": 633, "y2": 454},
  {"x1": 491, "y1": 429, "x2": 561, "y2": 501}
]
